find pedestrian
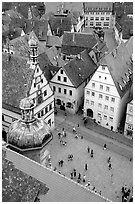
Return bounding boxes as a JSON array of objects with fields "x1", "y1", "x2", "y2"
[
  {"x1": 108, "y1": 163, "x2": 112, "y2": 170},
  {"x1": 85, "y1": 180, "x2": 90, "y2": 187},
  {"x1": 107, "y1": 156, "x2": 111, "y2": 163},
  {"x1": 103, "y1": 143, "x2": 107, "y2": 150},
  {"x1": 78, "y1": 173, "x2": 81, "y2": 181},
  {"x1": 78, "y1": 124, "x2": 79, "y2": 127},
  {"x1": 62, "y1": 128, "x2": 66, "y2": 137},
  {"x1": 73, "y1": 169, "x2": 76, "y2": 178},
  {"x1": 73, "y1": 127, "x2": 76, "y2": 133},
  {"x1": 84, "y1": 163, "x2": 88, "y2": 171},
  {"x1": 75, "y1": 133, "x2": 78, "y2": 139},
  {"x1": 83, "y1": 175, "x2": 86, "y2": 183},
  {"x1": 87, "y1": 146, "x2": 90, "y2": 153},
  {"x1": 70, "y1": 172, "x2": 73, "y2": 179},
  {"x1": 91, "y1": 149, "x2": 93, "y2": 158}
]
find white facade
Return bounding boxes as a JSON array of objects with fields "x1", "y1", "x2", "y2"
[
  {"x1": 50, "y1": 68, "x2": 85, "y2": 114},
  {"x1": 83, "y1": 65, "x2": 129, "y2": 132},
  {"x1": 29, "y1": 63, "x2": 54, "y2": 129},
  {"x1": 124, "y1": 100, "x2": 133, "y2": 138}
]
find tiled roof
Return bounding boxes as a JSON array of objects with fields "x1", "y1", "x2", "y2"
[
  {"x1": 84, "y1": 2, "x2": 113, "y2": 11},
  {"x1": 37, "y1": 52, "x2": 53, "y2": 81},
  {"x1": 2, "y1": 149, "x2": 49, "y2": 202},
  {"x1": 125, "y1": 36, "x2": 133, "y2": 57},
  {"x1": 49, "y1": 16, "x2": 72, "y2": 37},
  {"x1": 24, "y1": 19, "x2": 49, "y2": 41},
  {"x1": 7, "y1": 32, "x2": 46, "y2": 57},
  {"x1": 2, "y1": 53, "x2": 34, "y2": 109},
  {"x1": 63, "y1": 50, "x2": 97, "y2": 88},
  {"x1": 61, "y1": 32, "x2": 97, "y2": 55},
  {"x1": 101, "y1": 42, "x2": 133, "y2": 98},
  {"x1": 46, "y1": 35, "x2": 62, "y2": 48}
]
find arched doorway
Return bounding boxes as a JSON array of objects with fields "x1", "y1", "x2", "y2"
[{"x1": 87, "y1": 109, "x2": 93, "y2": 118}]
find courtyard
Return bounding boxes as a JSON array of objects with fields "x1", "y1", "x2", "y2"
[{"x1": 47, "y1": 119, "x2": 133, "y2": 202}]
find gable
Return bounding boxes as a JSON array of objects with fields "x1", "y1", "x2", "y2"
[
  {"x1": 51, "y1": 67, "x2": 74, "y2": 87},
  {"x1": 85, "y1": 65, "x2": 120, "y2": 98}
]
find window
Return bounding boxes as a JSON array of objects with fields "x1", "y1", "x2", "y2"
[
  {"x1": 128, "y1": 125, "x2": 132, "y2": 130},
  {"x1": 104, "y1": 115, "x2": 107, "y2": 120},
  {"x1": 109, "y1": 117, "x2": 113, "y2": 122},
  {"x1": 53, "y1": 86, "x2": 56, "y2": 92},
  {"x1": 99, "y1": 76, "x2": 101, "y2": 79},
  {"x1": 129, "y1": 107, "x2": 133, "y2": 112},
  {"x1": 45, "y1": 107, "x2": 48, "y2": 114},
  {"x1": 58, "y1": 76, "x2": 61, "y2": 81},
  {"x1": 41, "y1": 79, "x2": 43, "y2": 83},
  {"x1": 61, "y1": 70, "x2": 63, "y2": 74},
  {"x1": 91, "y1": 92, "x2": 95, "y2": 97},
  {"x1": 92, "y1": 83, "x2": 95, "y2": 88},
  {"x1": 99, "y1": 94, "x2": 102, "y2": 99},
  {"x1": 34, "y1": 83, "x2": 36, "y2": 88},
  {"x1": 86, "y1": 17, "x2": 88, "y2": 20},
  {"x1": 98, "y1": 113, "x2": 101, "y2": 118},
  {"x1": 105, "y1": 96, "x2": 109, "y2": 101},
  {"x1": 37, "y1": 95, "x2": 43, "y2": 104},
  {"x1": 106, "y1": 86, "x2": 110, "y2": 92},
  {"x1": 38, "y1": 85, "x2": 40, "y2": 90},
  {"x1": 44, "y1": 90, "x2": 47, "y2": 96},
  {"x1": 98, "y1": 103, "x2": 102, "y2": 108},
  {"x1": 66, "y1": 102, "x2": 73, "y2": 109},
  {"x1": 37, "y1": 68, "x2": 39, "y2": 73},
  {"x1": 111, "y1": 97, "x2": 115, "y2": 102},
  {"x1": 110, "y1": 107, "x2": 114, "y2": 112},
  {"x1": 90, "y1": 17, "x2": 94, "y2": 20},
  {"x1": 102, "y1": 66, "x2": 105, "y2": 70},
  {"x1": 64, "y1": 89, "x2": 67, "y2": 94},
  {"x1": 85, "y1": 22, "x2": 88, "y2": 26},
  {"x1": 86, "y1": 99, "x2": 89, "y2": 104},
  {"x1": 96, "y1": 22, "x2": 101, "y2": 26},
  {"x1": 41, "y1": 110, "x2": 44, "y2": 116},
  {"x1": 2, "y1": 115, "x2": 4, "y2": 121},
  {"x1": 100, "y1": 85, "x2": 103, "y2": 90},
  {"x1": 105, "y1": 77, "x2": 107, "y2": 80},
  {"x1": 87, "y1": 90, "x2": 90, "y2": 95},
  {"x1": 96, "y1": 17, "x2": 99, "y2": 20},
  {"x1": 64, "y1": 77, "x2": 67, "y2": 82},
  {"x1": 104, "y1": 22, "x2": 109, "y2": 26},
  {"x1": 58, "y1": 87, "x2": 61, "y2": 93},
  {"x1": 101, "y1": 17, "x2": 104, "y2": 20},
  {"x1": 91, "y1": 101, "x2": 94, "y2": 106},
  {"x1": 90, "y1": 22, "x2": 94, "y2": 26},
  {"x1": 69, "y1": 90, "x2": 72, "y2": 96},
  {"x1": 38, "y1": 112, "x2": 40, "y2": 118},
  {"x1": 106, "y1": 17, "x2": 109, "y2": 21},
  {"x1": 49, "y1": 104, "x2": 52, "y2": 111},
  {"x1": 104, "y1": 105, "x2": 108, "y2": 110}
]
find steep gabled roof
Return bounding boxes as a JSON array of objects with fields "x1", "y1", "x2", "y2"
[
  {"x1": 84, "y1": 2, "x2": 113, "y2": 11},
  {"x1": 63, "y1": 50, "x2": 97, "y2": 88},
  {"x1": 2, "y1": 53, "x2": 34, "y2": 110},
  {"x1": 24, "y1": 19, "x2": 49, "y2": 41},
  {"x1": 46, "y1": 35, "x2": 62, "y2": 48},
  {"x1": 101, "y1": 42, "x2": 133, "y2": 98},
  {"x1": 61, "y1": 32, "x2": 97, "y2": 55},
  {"x1": 125, "y1": 36, "x2": 133, "y2": 57}
]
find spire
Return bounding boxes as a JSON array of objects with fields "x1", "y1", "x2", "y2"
[
  {"x1": 20, "y1": 98, "x2": 35, "y2": 123},
  {"x1": 28, "y1": 7, "x2": 32, "y2": 20},
  {"x1": 28, "y1": 31, "x2": 38, "y2": 65}
]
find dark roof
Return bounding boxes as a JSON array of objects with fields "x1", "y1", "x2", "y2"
[
  {"x1": 46, "y1": 35, "x2": 62, "y2": 48},
  {"x1": 2, "y1": 53, "x2": 34, "y2": 109},
  {"x1": 63, "y1": 50, "x2": 97, "y2": 88},
  {"x1": 24, "y1": 19, "x2": 49, "y2": 41},
  {"x1": 101, "y1": 43, "x2": 133, "y2": 98},
  {"x1": 49, "y1": 15, "x2": 72, "y2": 37},
  {"x1": 37, "y1": 52, "x2": 53, "y2": 81},
  {"x1": 2, "y1": 149, "x2": 49, "y2": 202},
  {"x1": 61, "y1": 32, "x2": 97, "y2": 55}
]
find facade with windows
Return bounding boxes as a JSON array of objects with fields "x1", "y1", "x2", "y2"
[
  {"x1": 124, "y1": 100, "x2": 133, "y2": 138},
  {"x1": 83, "y1": 43, "x2": 133, "y2": 131},
  {"x1": 2, "y1": 33, "x2": 54, "y2": 132},
  {"x1": 83, "y1": 2, "x2": 115, "y2": 29}
]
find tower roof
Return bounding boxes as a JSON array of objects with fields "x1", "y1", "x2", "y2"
[
  {"x1": 20, "y1": 97, "x2": 34, "y2": 110},
  {"x1": 28, "y1": 30, "x2": 38, "y2": 46}
]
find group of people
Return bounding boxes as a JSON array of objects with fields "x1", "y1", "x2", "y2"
[
  {"x1": 58, "y1": 128, "x2": 67, "y2": 146},
  {"x1": 70, "y1": 169, "x2": 86, "y2": 184},
  {"x1": 121, "y1": 185, "x2": 132, "y2": 202},
  {"x1": 87, "y1": 146, "x2": 94, "y2": 158}
]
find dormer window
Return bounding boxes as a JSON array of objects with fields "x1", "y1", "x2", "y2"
[
  {"x1": 122, "y1": 78, "x2": 126, "y2": 85},
  {"x1": 118, "y1": 83, "x2": 123, "y2": 90},
  {"x1": 128, "y1": 69, "x2": 132, "y2": 75}
]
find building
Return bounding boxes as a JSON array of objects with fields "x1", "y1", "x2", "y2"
[
  {"x1": 83, "y1": 42, "x2": 133, "y2": 132},
  {"x1": 83, "y1": 2, "x2": 115, "y2": 29},
  {"x1": 114, "y1": 22, "x2": 122, "y2": 45},
  {"x1": 7, "y1": 97, "x2": 53, "y2": 164},
  {"x1": 124, "y1": 99, "x2": 133, "y2": 138},
  {"x1": 2, "y1": 32, "x2": 54, "y2": 132},
  {"x1": 50, "y1": 50, "x2": 96, "y2": 114}
]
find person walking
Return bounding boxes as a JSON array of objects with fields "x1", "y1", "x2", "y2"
[
  {"x1": 103, "y1": 143, "x2": 107, "y2": 150},
  {"x1": 87, "y1": 146, "x2": 90, "y2": 153},
  {"x1": 108, "y1": 163, "x2": 112, "y2": 170},
  {"x1": 91, "y1": 149, "x2": 93, "y2": 158},
  {"x1": 84, "y1": 163, "x2": 88, "y2": 171},
  {"x1": 73, "y1": 169, "x2": 76, "y2": 178},
  {"x1": 83, "y1": 175, "x2": 86, "y2": 183},
  {"x1": 78, "y1": 173, "x2": 81, "y2": 180},
  {"x1": 70, "y1": 172, "x2": 73, "y2": 179}
]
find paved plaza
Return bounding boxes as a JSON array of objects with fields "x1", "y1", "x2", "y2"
[{"x1": 46, "y1": 114, "x2": 133, "y2": 202}]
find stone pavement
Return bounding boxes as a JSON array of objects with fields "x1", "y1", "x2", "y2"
[
  {"x1": 45, "y1": 109, "x2": 133, "y2": 202},
  {"x1": 55, "y1": 109, "x2": 133, "y2": 148}
]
